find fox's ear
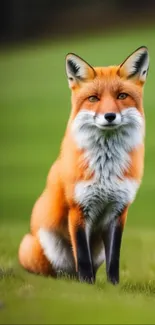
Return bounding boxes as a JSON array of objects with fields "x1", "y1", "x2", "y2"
[
  {"x1": 66, "y1": 53, "x2": 96, "y2": 89},
  {"x1": 118, "y1": 46, "x2": 149, "y2": 84}
]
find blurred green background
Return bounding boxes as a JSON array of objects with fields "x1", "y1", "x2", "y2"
[{"x1": 0, "y1": 1, "x2": 155, "y2": 324}]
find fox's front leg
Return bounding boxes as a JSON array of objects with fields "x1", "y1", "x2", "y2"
[
  {"x1": 68, "y1": 207, "x2": 95, "y2": 284},
  {"x1": 102, "y1": 206, "x2": 128, "y2": 285}
]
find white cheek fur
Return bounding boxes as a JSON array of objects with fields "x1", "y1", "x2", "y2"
[{"x1": 72, "y1": 107, "x2": 144, "y2": 226}]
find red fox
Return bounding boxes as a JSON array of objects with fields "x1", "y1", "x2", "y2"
[{"x1": 19, "y1": 46, "x2": 149, "y2": 284}]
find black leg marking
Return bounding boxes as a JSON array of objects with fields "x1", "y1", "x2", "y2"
[
  {"x1": 103, "y1": 218, "x2": 123, "y2": 285},
  {"x1": 76, "y1": 228, "x2": 95, "y2": 284}
]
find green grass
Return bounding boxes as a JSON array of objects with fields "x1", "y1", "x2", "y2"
[{"x1": 0, "y1": 25, "x2": 155, "y2": 324}]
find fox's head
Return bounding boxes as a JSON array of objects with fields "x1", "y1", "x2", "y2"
[{"x1": 65, "y1": 47, "x2": 149, "y2": 142}]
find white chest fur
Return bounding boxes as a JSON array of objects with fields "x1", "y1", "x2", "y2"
[{"x1": 72, "y1": 108, "x2": 144, "y2": 226}]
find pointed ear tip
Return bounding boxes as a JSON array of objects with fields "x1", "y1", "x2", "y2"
[
  {"x1": 65, "y1": 53, "x2": 78, "y2": 61},
  {"x1": 136, "y1": 45, "x2": 149, "y2": 53}
]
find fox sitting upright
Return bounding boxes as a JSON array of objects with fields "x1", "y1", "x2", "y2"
[{"x1": 19, "y1": 46, "x2": 149, "y2": 284}]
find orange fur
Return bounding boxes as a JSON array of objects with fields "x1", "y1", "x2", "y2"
[
  {"x1": 19, "y1": 48, "x2": 148, "y2": 279},
  {"x1": 19, "y1": 234, "x2": 55, "y2": 276},
  {"x1": 118, "y1": 205, "x2": 129, "y2": 228}
]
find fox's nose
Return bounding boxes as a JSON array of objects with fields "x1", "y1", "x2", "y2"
[{"x1": 104, "y1": 113, "x2": 116, "y2": 123}]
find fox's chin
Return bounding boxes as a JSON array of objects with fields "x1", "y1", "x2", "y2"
[{"x1": 95, "y1": 123, "x2": 121, "y2": 131}]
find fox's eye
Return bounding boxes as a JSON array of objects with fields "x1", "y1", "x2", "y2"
[
  {"x1": 88, "y1": 95, "x2": 99, "y2": 102},
  {"x1": 117, "y1": 93, "x2": 128, "y2": 100}
]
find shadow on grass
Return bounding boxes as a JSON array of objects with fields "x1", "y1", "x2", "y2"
[{"x1": 1, "y1": 266, "x2": 155, "y2": 298}]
